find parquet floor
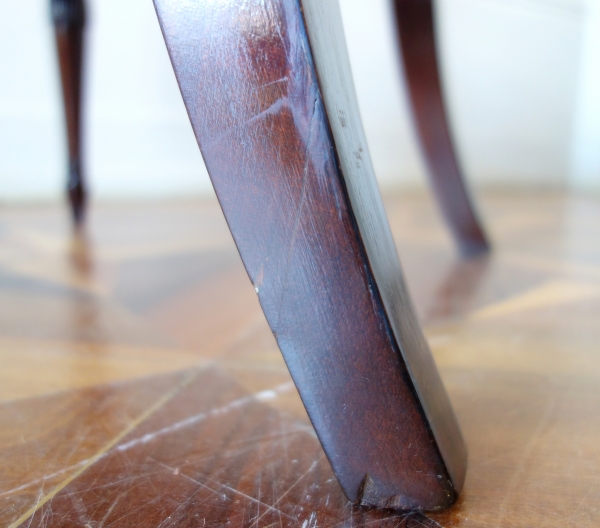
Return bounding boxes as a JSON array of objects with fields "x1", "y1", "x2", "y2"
[{"x1": 1, "y1": 191, "x2": 599, "y2": 527}]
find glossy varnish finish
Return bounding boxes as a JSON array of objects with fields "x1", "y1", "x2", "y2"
[
  {"x1": 51, "y1": 0, "x2": 87, "y2": 224},
  {"x1": 394, "y1": 0, "x2": 489, "y2": 256},
  {"x1": 1, "y1": 192, "x2": 600, "y2": 526},
  {"x1": 155, "y1": 0, "x2": 465, "y2": 509}
]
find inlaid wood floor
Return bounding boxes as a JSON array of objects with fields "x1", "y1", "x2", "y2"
[{"x1": 1, "y1": 191, "x2": 599, "y2": 527}]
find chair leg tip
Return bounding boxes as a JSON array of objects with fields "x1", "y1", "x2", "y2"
[
  {"x1": 67, "y1": 168, "x2": 86, "y2": 226},
  {"x1": 458, "y1": 237, "x2": 491, "y2": 258}
]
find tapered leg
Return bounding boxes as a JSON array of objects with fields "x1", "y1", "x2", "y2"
[
  {"x1": 154, "y1": 0, "x2": 466, "y2": 511},
  {"x1": 51, "y1": 0, "x2": 87, "y2": 225},
  {"x1": 393, "y1": 0, "x2": 490, "y2": 256}
]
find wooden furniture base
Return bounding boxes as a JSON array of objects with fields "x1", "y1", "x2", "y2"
[{"x1": 154, "y1": 0, "x2": 466, "y2": 510}]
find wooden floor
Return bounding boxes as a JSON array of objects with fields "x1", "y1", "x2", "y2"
[{"x1": 1, "y1": 190, "x2": 599, "y2": 527}]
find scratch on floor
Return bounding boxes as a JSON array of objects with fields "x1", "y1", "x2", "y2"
[
  {"x1": 0, "y1": 459, "x2": 91, "y2": 498},
  {"x1": 7, "y1": 368, "x2": 200, "y2": 528},
  {"x1": 116, "y1": 381, "x2": 294, "y2": 452},
  {"x1": 174, "y1": 468, "x2": 296, "y2": 522},
  {"x1": 301, "y1": 511, "x2": 317, "y2": 528},
  {"x1": 154, "y1": 484, "x2": 204, "y2": 528},
  {"x1": 252, "y1": 457, "x2": 322, "y2": 526},
  {"x1": 22, "y1": 487, "x2": 44, "y2": 528},
  {"x1": 96, "y1": 490, "x2": 123, "y2": 528},
  {"x1": 404, "y1": 511, "x2": 444, "y2": 527}
]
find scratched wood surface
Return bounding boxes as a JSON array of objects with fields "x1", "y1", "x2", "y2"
[{"x1": 1, "y1": 191, "x2": 600, "y2": 526}]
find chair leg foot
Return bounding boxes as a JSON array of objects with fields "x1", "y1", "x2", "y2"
[
  {"x1": 67, "y1": 160, "x2": 86, "y2": 225},
  {"x1": 393, "y1": 0, "x2": 490, "y2": 256}
]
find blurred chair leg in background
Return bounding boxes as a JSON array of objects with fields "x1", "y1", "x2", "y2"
[
  {"x1": 393, "y1": 0, "x2": 490, "y2": 257},
  {"x1": 51, "y1": 0, "x2": 87, "y2": 226}
]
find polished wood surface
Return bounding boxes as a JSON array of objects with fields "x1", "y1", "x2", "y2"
[
  {"x1": 394, "y1": 0, "x2": 489, "y2": 257},
  {"x1": 1, "y1": 191, "x2": 599, "y2": 526},
  {"x1": 155, "y1": 0, "x2": 464, "y2": 509},
  {"x1": 51, "y1": 0, "x2": 87, "y2": 225}
]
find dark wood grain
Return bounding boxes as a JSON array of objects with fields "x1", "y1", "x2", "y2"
[
  {"x1": 153, "y1": 0, "x2": 466, "y2": 510},
  {"x1": 393, "y1": 0, "x2": 489, "y2": 257},
  {"x1": 51, "y1": 0, "x2": 87, "y2": 225}
]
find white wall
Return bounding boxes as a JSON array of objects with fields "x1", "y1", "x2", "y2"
[
  {"x1": 437, "y1": 0, "x2": 584, "y2": 188},
  {"x1": 569, "y1": 0, "x2": 600, "y2": 191},
  {"x1": 342, "y1": 0, "x2": 587, "y2": 189},
  {"x1": 0, "y1": 0, "x2": 597, "y2": 201},
  {"x1": 0, "y1": 0, "x2": 210, "y2": 201}
]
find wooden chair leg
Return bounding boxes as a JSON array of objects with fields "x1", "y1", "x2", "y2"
[
  {"x1": 393, "y1": 0, "x2": 490, "y2": 256},
  {"x1": 153, "y1": 0, "x2": 467, "y2": 511},
  {"x1": 51, "y1": 0, "x2": 87, "y2": 225}
]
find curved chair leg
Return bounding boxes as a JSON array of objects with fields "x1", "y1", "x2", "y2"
[
  {"x1": 51, "y1": 0, "x2": 87, "y2": 225},
  {"x1": 154, "y1": 0, "x2": 466, "y2": 511},
  {"x1": 393, "y1": 0, "x2": 490, "y2": 256}
]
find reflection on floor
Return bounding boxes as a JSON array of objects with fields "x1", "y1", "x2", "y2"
[{"x1": 1, "y1": 191, "x2": 599, "y2": 527}]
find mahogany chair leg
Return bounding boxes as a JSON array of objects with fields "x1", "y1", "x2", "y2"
[
  {"x1": 393, "y1": 0, "x2": 490, "y2": 256},
  {"x1": 51, "y1": 0, "x2": 87, "y2": 225},
  {"x1": 154, "y1": 0, "x2": 467, "y2": 511}
]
